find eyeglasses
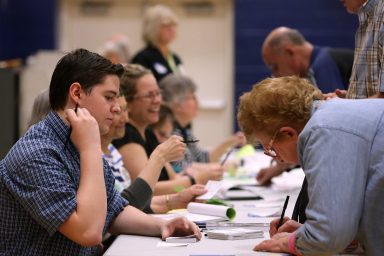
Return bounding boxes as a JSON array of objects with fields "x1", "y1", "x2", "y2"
[
  {"x1": 133, "y1": 90, "x2": 162, "y2": 101},
  {"x1": 263, "y1": 129, "x2": 279, "y2": 157}
]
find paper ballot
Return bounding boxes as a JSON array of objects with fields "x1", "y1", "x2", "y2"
[
  {"x1": 206, "y1": 228, "x2": 264, "y2": 240},
  {"x1": 196, "y1": 180, "x2": 222, "y2": 200}
]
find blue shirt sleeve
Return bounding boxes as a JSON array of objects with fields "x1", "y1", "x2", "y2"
[
  {"x1": 295, "y1": 126, "x2": 369, "y2": 254},
  {"x1": 2, "y1": 147, "x2": 78, "y2": 236}
]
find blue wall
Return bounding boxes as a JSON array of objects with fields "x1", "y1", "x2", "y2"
[
  {"x1": 0, "y1": 0, "x2": 56, "y2": 61},
  {"x1": 234, "y1": 0, "x2": 358, "y2": 130}
]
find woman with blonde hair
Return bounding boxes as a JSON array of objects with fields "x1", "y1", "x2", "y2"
[
  {"x1": 101, "y1": 94, "x2": 206, "y2": 213},
  {"x1": 112, "y1": 64, "x2": 222, "y2": 195},
  {"x1": 132, "y1": 4, "x2": 185, "y2": 81}
]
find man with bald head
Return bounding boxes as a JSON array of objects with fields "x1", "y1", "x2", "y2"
[
  {"x1": 262, "y1": 26, "x2": 353, "y2": 94},
  {"x1": 258, "y1": 26, "x2": 354, "y2": 186}
]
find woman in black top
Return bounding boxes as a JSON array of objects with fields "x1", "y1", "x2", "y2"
[
  {"x1": 112, "y1": 64, "x2": 214, "y2": 195},
  {"x1": 131, "y1": 4, "x2": 185, "y2": 82}
]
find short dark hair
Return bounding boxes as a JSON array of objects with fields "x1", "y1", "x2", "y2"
[{"x1": 49, "y1": 48, "x2": 124, "y2": 110}]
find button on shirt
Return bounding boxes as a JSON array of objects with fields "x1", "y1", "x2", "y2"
[{"x1": 0, "y1": 111, "x2": 128, "y2": 255}]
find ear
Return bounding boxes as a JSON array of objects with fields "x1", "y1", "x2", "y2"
[
  {"x1": 279, "y1": 126, "x2": 299, "y2": 141},
  {"x1": 281, "y1": 41, "x2": 295, "y2": 56},
  {"x1": 285, "y1": 46, "x2": 295, "y2": 56},
  {"x1": 68, "y1": 82, "x2": 82, "y2": 105}
]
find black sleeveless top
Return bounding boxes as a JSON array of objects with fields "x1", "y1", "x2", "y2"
[{"x1": 112, "y1": 123, "x2": 169, "y2": 181}]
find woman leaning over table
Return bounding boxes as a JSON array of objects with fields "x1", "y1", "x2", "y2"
[{"x1": 237, "y1": 76, "x2": 384, "y2": 255}]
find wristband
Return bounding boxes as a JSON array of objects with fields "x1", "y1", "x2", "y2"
[{"x1": 288, "y1": 233, "x2": 300, "y2": 255}]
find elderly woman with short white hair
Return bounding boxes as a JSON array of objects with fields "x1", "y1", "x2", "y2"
[{"x1": 132, "y1": 4, "x2": 185, "y2": 82}]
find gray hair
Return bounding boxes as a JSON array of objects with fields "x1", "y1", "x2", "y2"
[
  {"x1": 142, "y1": 4, "x2": 178, "y2": 45},
  {"x1": 28, "y1": 89, "x2": 50, "y2": 127},
  {"x1": 159, "y1": 74, "x2": 197, "y2": 105},
  {"x1": 269, "y1": 28, "x2": 307, "y2": 51}
]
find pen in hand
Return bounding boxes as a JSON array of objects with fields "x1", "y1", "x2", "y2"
[
  {"x1": 220, "y1": 148, "x2": 234, "y2": 166},
  {"x1": 65, "y1": 103, "x2": 79, "y2": 148},
  {"x1": 182, "y1": 139, "x2": 200, "y2": 144},
  {"x1": 277, "y1": 195, "x2": 290, "y2": 229}
]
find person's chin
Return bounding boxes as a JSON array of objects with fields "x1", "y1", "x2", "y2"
[
  {"x1": 100, "y1": 125, "x2": 110, "y2": 136},
  {"x1": 149, "y1": 117, "x2": 159, "y2": 124}
]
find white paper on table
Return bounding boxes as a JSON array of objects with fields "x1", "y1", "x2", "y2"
[
  {"x1": 185, "y1": 213, "x2": 226, "y2": 222},
  {"x1": 151, "y1": 209, "x2": 227, "y2": 222},
  {"x1": 247, "y1": 207, "x2": 281, "y2": 217},
  {"x1": 271, "y1": 167, "x2": 304, "y2": 191},
  {"x1": 242, "y1": 201, "x2": 284, "y2": 208},
  {"x1": 157, "y1": 241, "x2": 188, "y2": 247},
  {"x1": 196, "y1": 180, "x2": 222, "y2": 200},
  {"x1": 187, "y1": 202, "x2": 232, "y2": 219}
]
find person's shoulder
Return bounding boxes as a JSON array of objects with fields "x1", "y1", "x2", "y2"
[
  {"x1": 145, "y1": 127, "x2": 157, "y2": 140},
  {"x1": 112, "y1": 123, "x2": 142, "y2": 148},
  {"x1": 4, "y1": 121, "x2": 62, "y2": 168},
  {"x1": 305, "y1": 99, "x2": 384, "y2": 138},
  {"x1": 171, "y1": 51, "x2": 182, "y2": 64},
  {"x1": 132, "y1": 45, "x2": 158, "y2": 62}
]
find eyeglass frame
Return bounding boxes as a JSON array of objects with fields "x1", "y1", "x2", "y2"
[
  {"x1": 263, "y1": 129, "x2": 280, "y2": 157},
  {"x1": 133, "y1": 89, "x2": 162, "y2": 101}
]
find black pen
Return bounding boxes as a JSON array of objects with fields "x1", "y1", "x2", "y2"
[
  {"x1": 277, "y1": 195, "x2": 290, "y2": 228},
  {"x1": 65, "y1": 103, "x2": 79, "y2": 148},
  {"x1": 220, "y1": 148, "x2": 234, "y2": 166},
  {"x1": 182, "y1": 139, "x2": 200, "y2": 144}
]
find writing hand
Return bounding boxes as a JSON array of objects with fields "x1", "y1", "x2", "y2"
[
  {"x1": 270, "y1": 217, "x2": 301, "y2": 237},
  {"x1": 254, "y1": 232, "x2": 291, "y2": 253}
]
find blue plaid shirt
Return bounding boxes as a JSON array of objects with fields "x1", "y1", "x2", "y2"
[{"x1": 0, "y1": 111, "x2": 128, "y2": 255}]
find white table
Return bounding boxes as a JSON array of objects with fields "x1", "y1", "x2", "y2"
[
  {"x1": 105, "y1": 151, "x2": 302, "y2": 256},
  {"x1": 104, "y1": 187, "x2": 300, "y2": 256}
]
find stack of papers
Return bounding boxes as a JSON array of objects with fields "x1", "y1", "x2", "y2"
[
  {"x1": 198, "y1": 180, "x2": 263, "y2": 201},
  {"x1": 206, "y1": 228, "x2": 264, "y2": 240}
]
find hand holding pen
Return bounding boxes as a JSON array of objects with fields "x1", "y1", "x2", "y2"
[
  {"x1": 268, "y1": 195, "x2": 302, "y2": 237},
  {"x1": 277, "y1": 195, "x2": 290, "y2": 228},
  {"x1": 155, "y1": 135, "x2": 187, "y2": 163}
]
